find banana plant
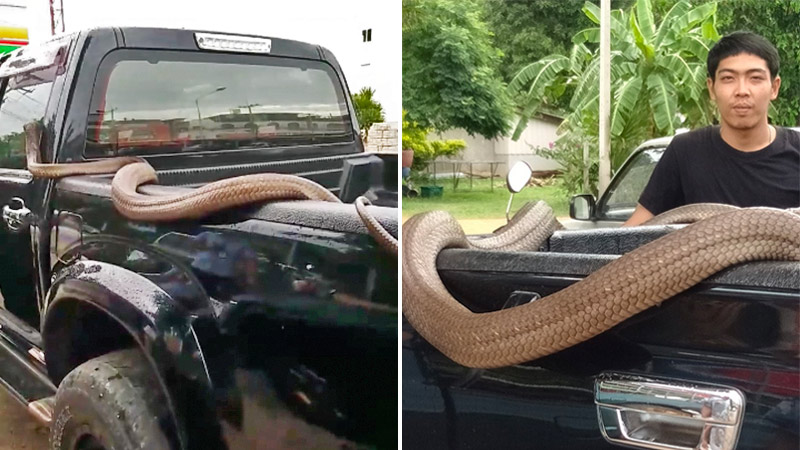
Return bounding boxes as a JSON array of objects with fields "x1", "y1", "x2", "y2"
[{"x1": 509, "y1": 0, "x2": 720, "y2": 172}]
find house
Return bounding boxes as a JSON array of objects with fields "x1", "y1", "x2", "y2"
[{"x1": 428, "y1": 113, "x2": 563, "y2": 177}]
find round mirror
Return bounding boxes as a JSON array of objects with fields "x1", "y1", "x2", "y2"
[{"x1": 506, "y1": 161, "x2": 533, "y2": 193}]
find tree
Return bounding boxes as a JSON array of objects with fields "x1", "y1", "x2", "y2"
[
  {"x1": 510, "y1": 0, "x2": 720, "y2": 173},
  {"x1": 485, "y1": 0, "x2": 638, "y2": 113},
  {"x1": 715, "y1": 0, "x2": 800, "y2": 126},
  {"x1": 484, "y1": 1, "x2": 642, "y2": 78},
  {"x1": 351, "y1": 87, "x2": 385, "y2": 139},
  {"x1": 403, "y1": 0, "x2": 512, "y2": 139}
]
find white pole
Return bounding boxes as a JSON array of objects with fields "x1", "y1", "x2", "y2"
[
  {"x1": 583, "y1": 142, "x2": 589, "y2": 192},
  {"x1": 598, "y1": 0, "x2": 611, "y2": 194}
]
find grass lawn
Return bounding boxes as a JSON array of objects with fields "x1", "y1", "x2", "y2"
[{"x1": 402, "y1": 177, "x2": 570, "y2": 220}]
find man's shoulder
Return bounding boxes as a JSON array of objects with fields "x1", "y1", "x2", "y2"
[
  {"x1": 664, "y1": 126, "x2": 715, "y2": 155},
  {"x1": 670, "y1": 126, "x2": 714, "y2": 145},
  {"x1": 780, "y1": 127, "x2": 800, "y2": 149}
]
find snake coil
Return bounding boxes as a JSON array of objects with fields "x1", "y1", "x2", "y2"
[
  {"x1": 402, "y1": 201, "x2": 800, "y2": 368},
  {"x1": 22, "y1": 122, "x2": 396, "y2": 253}
]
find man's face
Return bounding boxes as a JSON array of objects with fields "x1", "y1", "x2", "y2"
[{"x1": 707, "y1": 52, "x2": 781, "y2": 130}]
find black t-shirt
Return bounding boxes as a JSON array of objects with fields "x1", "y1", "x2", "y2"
[{"x1": 638, "y1": 125, "x2": 800, "y2": 215}]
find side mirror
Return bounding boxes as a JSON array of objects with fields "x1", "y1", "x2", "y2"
[
  {"x1": 570, "y1": 194, "x2": 596, "y2": 220},
  {"x1": 505, "y1": 161, "x2": 533, "y2": 222},
  {"x1": 506, "y1": 161, "x2": 532, "y2": 193}
]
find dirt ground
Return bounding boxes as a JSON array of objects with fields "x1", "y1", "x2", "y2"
[
  {"x1": 0, "y1": 389, "x2": 49, "y2": 449},
  {"x1": 0, "y1": 292, "x2": 48, "y2": 449}
]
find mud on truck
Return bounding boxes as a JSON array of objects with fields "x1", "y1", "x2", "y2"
[{"x1": 0, "y1": 28, "x2": 397, "y2": 449}]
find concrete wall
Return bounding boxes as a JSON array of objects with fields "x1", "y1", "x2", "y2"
[
  {"x1": 365, "y1": 122, "x2": 398, "y2": 153},
  {"x1": 427, "y1": 116, "x2": 562, "y2": 177}
]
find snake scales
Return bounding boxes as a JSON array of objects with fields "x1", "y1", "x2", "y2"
[
  {"x1": 402, "y1": 201, "x2": 800, "y2": 369},
  {"x1": 22, "y1": 122, "x2": 397, "y2": 253}
]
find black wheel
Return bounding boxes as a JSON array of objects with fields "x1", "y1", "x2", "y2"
[{"x1": 49, "y1": 349, "x2": 173, "y2": 450}]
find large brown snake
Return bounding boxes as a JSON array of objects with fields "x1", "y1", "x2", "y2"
[
  {"x1": 403, "y1": 201, "x2": 800, "y2": 368},
  {"x1": 22, "y1": 123, "x2": 397, "y2": 253}
]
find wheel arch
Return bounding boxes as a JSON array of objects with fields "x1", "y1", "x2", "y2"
[{"x1": 43, "y1": 260, "x2": 224, "y2": 450}]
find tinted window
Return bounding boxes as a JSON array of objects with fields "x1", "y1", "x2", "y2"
[
  {"x1": 0, "y1": 76, "x2": 54, "y2": 169},
  {"x1": 85, "y1": 50, "x2": 354, "y2": 158},
  {"x1": 599, "y1": 148, "x2": 664, "y2": 220}
]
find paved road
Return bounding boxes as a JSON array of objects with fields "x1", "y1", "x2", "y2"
[{"x1": 0, "y1": 389, "x2": 49, "y2": 449}]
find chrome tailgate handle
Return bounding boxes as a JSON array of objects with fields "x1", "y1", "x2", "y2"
[{"x1": 595, "y1": 373, "x2": 744, "y2": 450}]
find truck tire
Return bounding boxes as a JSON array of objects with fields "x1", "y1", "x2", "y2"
[{"x1": 49, "y1": 349, "x2": 173, "y2": 450}]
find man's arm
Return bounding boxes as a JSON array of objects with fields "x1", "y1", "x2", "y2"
[{"x1": 623, "y1": 203, "x2": 654, "y2": 227}]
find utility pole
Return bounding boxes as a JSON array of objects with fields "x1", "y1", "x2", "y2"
[
  {"x1": 195, "y1": 87, "x2": 226, "y2": 139},
  {"x1": 598, "y1": 0, "x2": 611, "y2": 194},
  {"x1": 238, "y1": 103, "x2": 260, "y2": 136},
  {"x1": 49, "y1": 0, "x2": 65, "y2": 35}
]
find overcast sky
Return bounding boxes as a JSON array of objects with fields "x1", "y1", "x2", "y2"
[{"x1": 19, "y1": 0, "x2": 400, "y2": 122}]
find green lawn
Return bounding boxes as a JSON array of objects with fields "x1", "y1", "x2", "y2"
[{"x1": 403, "y1": 177, "x2": 570, "y2": 219}]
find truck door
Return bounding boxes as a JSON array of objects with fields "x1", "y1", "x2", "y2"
[{"x1": 0, "y1": 71, "x2": 55, "y2": 329}]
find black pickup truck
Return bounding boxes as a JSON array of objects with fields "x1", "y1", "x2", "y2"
[
  {"x1": 403, "y1": 170, "x2": 798, "y2": 449},
  {"x1": 0, "y1": 28, "x2": 397, "y2": 449}
]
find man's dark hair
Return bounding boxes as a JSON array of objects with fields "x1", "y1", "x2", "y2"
[{"x1": 707, "y1": 31, "x2": 780, "y2": 80}]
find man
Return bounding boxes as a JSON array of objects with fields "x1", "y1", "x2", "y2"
[{"x1": 624, "y1": 31, "x2": 800, "y2": 226}]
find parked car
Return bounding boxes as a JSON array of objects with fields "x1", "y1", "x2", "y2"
[
  {"x1": 0, "y1": 28, "x2": 397, "y2": 449},
  {"x1": 565, "y1": 136, "x2": 670, "y2": 229}
]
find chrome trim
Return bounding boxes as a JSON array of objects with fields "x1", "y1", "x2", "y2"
[
  {"x1": 27, "y1": 347, "x2": 45, "y2": 365},
  {"x1": 0, "y1": 168, "x2": 33, "y2": 184},
  {"x1": 2, "y1": 197, "x2": 34, "y2": 232},
  {"x1": 27, "y1": 396, "x2": 55, "y2": 425},
  {"x1": 595, "y1": 373, "x2": 744, "y2": 450}
]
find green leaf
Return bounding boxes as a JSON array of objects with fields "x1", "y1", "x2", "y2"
[
  {"x1": 509, "y1": 55, "x2": 569, "y2": 139},
  {"x1": 635, "y1": 0, "x2": 655, "y2": 42},
  {"x1": 582, "y1": 1, "x2": 601, "y2": 25},
  {"x1": 512, "y1": 99, "x2": 543, "y2": 140},
  {"x1": 654, "y1": 1, "x2": 691, "y2": 47},
  {"x1": 610, "y1": 59, "x2": 637, "y2": 80},
  {"x1": 610, "y1": 10, "x2": 630, "y2": 37},
  {"x1": 508, "y1": 55, "x2": 569, "y2": 96},
  {"x1": 674, "y1": 2, "x2": 717, "y2": 34},
  {"x1": 611, "y1": 77, "x2": 644, "y2": 136},
  {"x1": 629, "y1": 9, "x2": 655, "y2": 61},
  {"x1": 573, "y1": 92, "x2": 600, "y2": 119},
  {"x1": 570, "y1": 56, "x2": 600, "y2": 110},
  {"x1": 569, "y1": 43, "x2": 592, "y2": 74},
  {"x1": 659, "y1": 53, "x2": 695, "y2": 85},
  {"x1": 647, "y1": 72, "x2": 677, "y2": 135},
  {"x1": 583, "y1": 1, "x2": 626, "y2": 35},
  {"x1": 701, "y1": 18, "x2": 720, "y2": 41},
  {"x1": 572, "y1": 27, "x2": 600, "y2": 45},
  {"x1": 680, "y1": 34, "x2": 711, "y2": 60}
]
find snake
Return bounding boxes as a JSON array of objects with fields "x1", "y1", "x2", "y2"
[
  {"x1": 402, "y1": 202, "x2": 800, "y2": 369},
  {"x1": 22, "y1": 122, "x2": 397, "y2": 253}
]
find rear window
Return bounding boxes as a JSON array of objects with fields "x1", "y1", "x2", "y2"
[{"x1": 85, "y1": 50, "x2": 354, "y2": 158}]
